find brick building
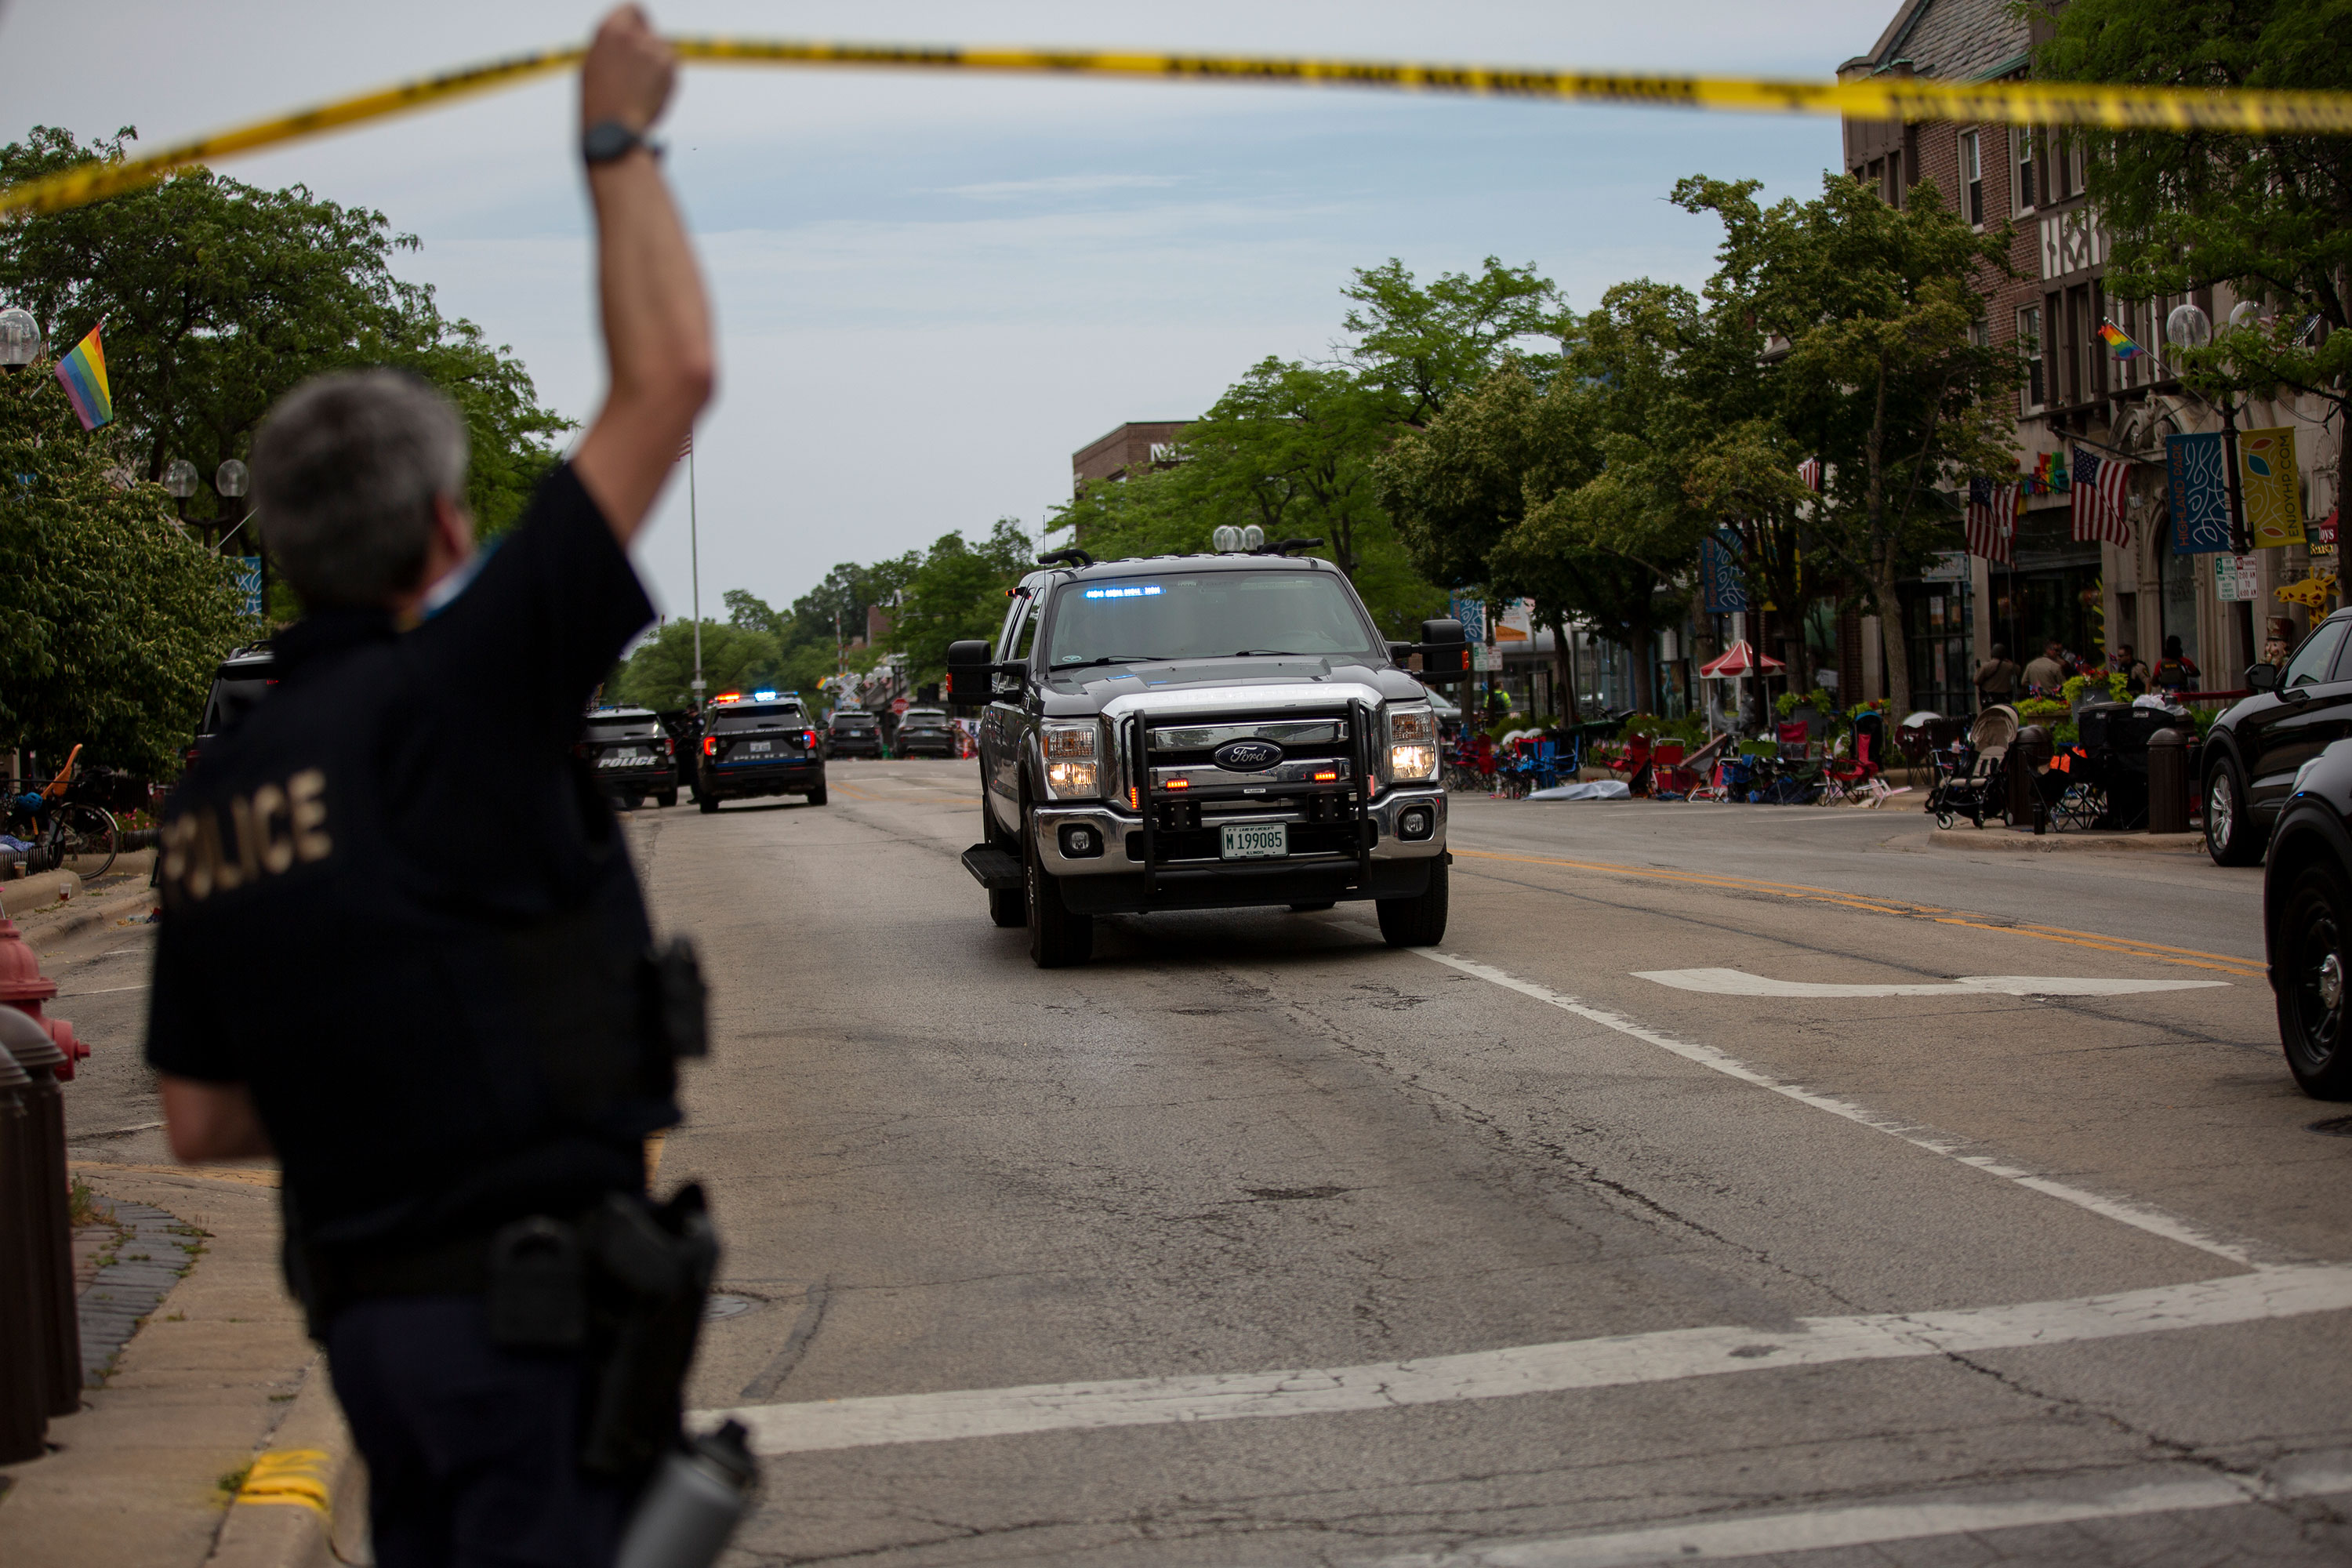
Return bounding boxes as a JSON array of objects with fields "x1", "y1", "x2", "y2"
[
  {"x1": 1072, "y1": 421, "x2": 1189, "y2": 492},
  {"x1": 1838, "y1": 0, "x2": 2341, "y2": 707}
]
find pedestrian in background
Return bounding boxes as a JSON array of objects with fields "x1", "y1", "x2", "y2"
[
  {"x1": 1973, "y1": 643, "x2": 2021, "y2": 710},
  {"x1": 147, "y1": 10, "x2": 716, "y2": 1566},
  {"x1": 2112, "y1": 644, "x2": 2149, "y2": 696},
  {"x1": 2152, "y1": 635, "x2": 2202, "y2": 693},
  {"x1": 2022, "y1": 639, "x2": 2069, "y2": 695}
]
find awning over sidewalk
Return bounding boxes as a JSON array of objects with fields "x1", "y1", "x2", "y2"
[{"x1": 1698, "y1": 640, "x2": 1784, "y2": 678}]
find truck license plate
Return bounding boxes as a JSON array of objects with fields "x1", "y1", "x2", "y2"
[
  {"x1": 1220, "y1": 822, "x2": 1288, "y2": 860},
  {"x1": 748, "y1": 742, "x2": 771, "y2": 753}
]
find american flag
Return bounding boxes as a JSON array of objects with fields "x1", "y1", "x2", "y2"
[
  {"x1": 1965, "y1": 477, "x2": 2018, "y2": 564},
  {"x1": 2070, "y1": 445, "x2": 2132, "y2": 546},
  {"x1": 1797, "y1": 457, "x2": 1822, "y2": 492},
  {"x1": 677, "y1": 430, "x2": 694, "y2": 463}
]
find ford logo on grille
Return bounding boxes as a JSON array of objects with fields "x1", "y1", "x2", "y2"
[{"x1": 1214, "y1": 739, "x2": 1283, "y2": 771}]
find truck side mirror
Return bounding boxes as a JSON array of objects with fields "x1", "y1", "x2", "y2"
[
  {"x1": 946, "y1": 640, "x2": 997, "y2": 706},
  {"x1": 1415, "y1": 618, "x2": 1470, "y2": 679},
  {"x1": 2247, "y1": 661, "x2": 2279, "y2": 693}
]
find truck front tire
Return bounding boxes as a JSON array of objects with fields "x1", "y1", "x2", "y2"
[
  {"x1": 1025, "y1": 816, "x2": 1093, "y2": 967},
  {"x1": 1376, "y1": 858, "x2": 1449, "y2": 948}
]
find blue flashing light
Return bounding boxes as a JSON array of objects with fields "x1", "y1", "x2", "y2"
[
  {"x1": 753, "y1": 689, "x2": 779, "y2": 700},
  {"x1": 1083, "y1": 585, "x2": 1163, "y2": 600}
]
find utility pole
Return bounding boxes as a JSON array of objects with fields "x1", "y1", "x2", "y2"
[{"x1": 688, "y1": 432, "x2": 704, "y2": 709}]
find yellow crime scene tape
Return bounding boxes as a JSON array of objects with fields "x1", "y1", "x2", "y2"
[{"x1": 6, "y1": 38, "x2": 2352, "y2": 220}]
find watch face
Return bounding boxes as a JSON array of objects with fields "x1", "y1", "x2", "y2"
[{"x1": 583, "y1": 122, "x2": 636, "y2": 163}]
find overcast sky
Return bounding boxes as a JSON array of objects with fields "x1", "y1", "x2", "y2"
[{"x1": 0, "y1": 2, "x2": 1892, "y2": 620}]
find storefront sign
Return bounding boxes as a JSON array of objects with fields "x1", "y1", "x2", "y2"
[
  {"x1": 2314, "y1": 506, "x2": 2339, "y2": 560},
  {"x1": 2166, "y1": 431, "x2": 2232, "y2": 554},
  {"x1": 2239, "y1": 426, "x2": 2304, "y2": 547},
  {"x1": 1920, "y1": 550, "x2": 1969, "y2": 583},
  {"x1": 2215, "y1": 553, "x2": 2260, "y2": 602}
]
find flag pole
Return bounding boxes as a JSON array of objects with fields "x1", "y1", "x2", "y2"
[{"x1": 688, "y1": 434, "x2": 704, "y2": 708}]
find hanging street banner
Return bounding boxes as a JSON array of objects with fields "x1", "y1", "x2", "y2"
[
  {"x1": 2166, "y1": 432, "x2": 2232, "y2": 554},
  {"x1": 234, "y1": 557, "x2": 263, "y2": 619},
  {"x1": 1700, "y1": 529, "x2": 1748, "y2": 615},
  {"x1": 2238, "y1": 426, "x2": 2304, "y2": 548},
  {"x1": 1448, "y1": 593, "x2": 1487, "y2": 645}
]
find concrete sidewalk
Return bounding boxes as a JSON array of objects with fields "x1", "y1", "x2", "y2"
[{"x1": 0, "y1": 1162, "x2": 365, "y2": 1568}]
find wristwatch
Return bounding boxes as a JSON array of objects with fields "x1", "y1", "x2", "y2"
[{"x1": 582, "y1": 118, "x2": 660, "y2": 166}]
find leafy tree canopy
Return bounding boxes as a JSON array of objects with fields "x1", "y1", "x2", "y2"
[
  {"x1": 0, "y1": 358, "x2": 252, "y2": 775},
  {"x1": 0, "y1": 127, "x2": 570, "y2": 543}
]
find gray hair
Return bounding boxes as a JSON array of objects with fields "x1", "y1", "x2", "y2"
[{"x1": 252, "y1": 370, "x2": 469, "y2": 608}]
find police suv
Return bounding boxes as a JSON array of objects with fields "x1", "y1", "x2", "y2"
[
  {"x1": 695, "y1": 691, "x2": 826, "y2": 812},
  {"x1": 949, "y1": 531, "x2": 1468, "y2": 967}
]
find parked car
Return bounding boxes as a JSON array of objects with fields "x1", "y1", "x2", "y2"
[
  {"x1": 949, "y1": 539, "x2": 1468, "y2": 967},
  {"x1": 579, "y1": 706, "x2": 677, "y2": 808},
  {"x1": 894, "y1": 706, "x2": 956, "y2": 758},
  {"x1": 2263, "y1": 735, "x2": 2352, "y2": 1096},
  {"x1": 699, "y1": 692, "x2": 826, "y2": 811},
  {"x1": 186, "y1": 645, "x2": 277, "y2": 771},
  {"x1": 826, "y1": 710, "x2": 884, "y2": 759},
  {"x1": 2204, "y1": 609, "x2": 2352, "y2": 865}
]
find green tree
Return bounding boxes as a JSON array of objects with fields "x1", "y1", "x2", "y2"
[
  {"x1": 0, "y1": 356, "x2": 252, "y2": 776},
  {"x1": 1343, "y1": 257, "x2": 1573, "y2": 425},
  {"x1": 0, "y1": 127, "x2": 570, "y2": 543},
  {"x1": 888, "y1": 519, "x2": 1033, "y2": 680},
  {"x1": 723, "y1": 588, "x2": 783, "y2": 635},
  {"x1": 613, "y1": 619, "x2": 784, "y2": 712},
  {"x1": 1673, "y1": 172, "x2": 2017, "y2": 713},
  {"x1": 2038, "y1": 0, "x2": 2352, "y2": 501}
]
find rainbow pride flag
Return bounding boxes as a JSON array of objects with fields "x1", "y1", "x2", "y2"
[
  {"x1": 54, "y1": 323, "x2": 111, "y2": 430},
  {"x1": 2096, "y1": 320, "x2": 2146, "y2": 361}
]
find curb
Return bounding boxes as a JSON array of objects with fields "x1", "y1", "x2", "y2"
[
  {"x1": 207, "y1": 1353, "x2": 366, "y2": 1568},
  {"x1": 15, "y1": 884, "x2": 157, "y2": 944},
  {"x1": 0, "y1": 868, "x2": 82, "y2": 916},
  {"x1": 1926, "y1": 826, "x2": 2207, "y2": 855}
]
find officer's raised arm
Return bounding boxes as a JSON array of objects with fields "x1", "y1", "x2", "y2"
[{"x1": 569, "y1": 5, "x2": 716, "y2": 544}]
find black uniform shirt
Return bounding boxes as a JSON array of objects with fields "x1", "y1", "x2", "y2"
[{"x1": 147, "y1": 465, "x2": 677, "y2": 1252}]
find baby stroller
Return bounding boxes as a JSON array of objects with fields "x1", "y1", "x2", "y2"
[{"x1": 1926, "y1": 705, "x2": 2016, "y2": 829}]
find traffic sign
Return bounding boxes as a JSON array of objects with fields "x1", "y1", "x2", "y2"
[{"x1": 891, "y1": 697, "x2": 909, "y2": 714}]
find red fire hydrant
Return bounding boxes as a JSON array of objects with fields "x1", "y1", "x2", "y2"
[{"x1": 0, "y1": 916, "x2": 85, "y2": 1081}]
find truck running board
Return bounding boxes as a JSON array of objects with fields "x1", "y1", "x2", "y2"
[{"x1": 960, "y1": 844, "x2": 1024, "y2": 891}]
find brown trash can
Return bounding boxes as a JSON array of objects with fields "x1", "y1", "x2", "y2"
[
  {"x1": 2009, "y1": 724, "x2": 2053, "y2": 829},
  {"x1": 0, "y1": 1008, "x2": 81, "y2": 1417},
  {"x1": 2147, "y1": 729, "x2": 2190, "y2": 835},
  {"x1": 0, "y1": 1044, "x2": 48, "y2": 1461}
]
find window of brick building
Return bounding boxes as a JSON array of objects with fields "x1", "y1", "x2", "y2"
[
  {"x1": 1886, "y1": 150, "x2": 1904, "y2": 209},
  {"x1": 1959, "y1": 130, "x2": 1984, "y2": 225},
  {"x1": 2013, "y1": 128, "x2": 2038, "y2": 215},
  {"x1": 2019, "y1": 305, "x2": 2045, "y2": 412}
]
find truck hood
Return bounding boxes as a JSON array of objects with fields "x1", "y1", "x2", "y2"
[{"x1": 1040, "y1": 655, "x2": 1430, "y2": 717}]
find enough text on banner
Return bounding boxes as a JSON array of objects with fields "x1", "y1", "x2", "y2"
[
  {"x1": 2239, "y1": 427, "x2": 2304, "y2": 548},
  {"x1": 2166, "y1": 432, "x2": 2232, "y2": 554}
]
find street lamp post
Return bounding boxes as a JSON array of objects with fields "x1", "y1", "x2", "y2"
[
  {"x1": 0, "y1": 308, "x2": 40, "y2": 372},
  {"x1": 687, "y1": 433, "x2": 704, "y2": 709},
  {"x1": 160, "y1": 458, "x2": 198, "y2": 522}
]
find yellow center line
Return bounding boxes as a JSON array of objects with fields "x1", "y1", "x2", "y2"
[{"x1": 1452, "y1": 844, "x2": 2267, "y2": 978}]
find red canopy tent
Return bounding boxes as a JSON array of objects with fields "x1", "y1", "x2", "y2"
[{"x1": 1697, "y1": 640, "x2": 1784, "y2": 677}]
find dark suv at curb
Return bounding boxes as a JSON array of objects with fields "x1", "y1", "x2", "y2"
[
  {"x1": 2205, "y1": 609, "x2": 2352, "y2": 865},
  {"x1": 696, "y1": 695, "x2": 826, "y2": 811},
  {"x1": 948, "y1": 546, "x2": 1468, "y2": 968},
  {"x1": 826, "y1": 710, "x2": 884, "y2": 759},
  {"x1": 894, "y1": 707, "x2": 956, "y2": 758},
  {"x1": 2263, "y1": 736, "x2": 2352, "y2": 1098}
]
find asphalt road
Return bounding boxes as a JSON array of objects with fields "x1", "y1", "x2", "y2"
[{"x1": 42, "y1": 760, "x2": 2352, "y2": 1565}]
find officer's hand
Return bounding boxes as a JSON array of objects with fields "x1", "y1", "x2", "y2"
[{"x1": 583, "y1": 5, "x2": 676, "y2": 136}]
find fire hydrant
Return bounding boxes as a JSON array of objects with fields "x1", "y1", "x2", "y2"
[{"x1": 0, "y1": 916, "x2": 85, "y2": 1081}]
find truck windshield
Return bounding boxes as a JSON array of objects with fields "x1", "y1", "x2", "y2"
[
  {"x1": 711, "y1": 706, "x2": 803, "y2": 733},
  {"x1": 585, "y1": 715, "x2": 661, "y2": 740},
  {"x1": 1044, "y1": 570, "x2": 1379, "y2": 667}
]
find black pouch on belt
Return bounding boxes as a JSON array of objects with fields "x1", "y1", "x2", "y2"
[
  {"x1": 487, "y1": 1216, "x2": 588, "y2": 1350},
  {"x1": 578, "y1": 1183, "x2": 720, "y2": 1480}
]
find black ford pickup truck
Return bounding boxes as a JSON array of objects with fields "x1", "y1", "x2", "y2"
[{"x1": 949, "y1": 541, "x2": 1468, "y2": 967}]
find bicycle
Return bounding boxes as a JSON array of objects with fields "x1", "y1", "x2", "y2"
[{"x1": 5, "y1": 746, "x2": 122, "y2": 880}]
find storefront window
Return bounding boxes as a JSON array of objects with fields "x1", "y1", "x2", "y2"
[{"x1": 1901, "y1": 578, "x2": 1974, "y2": 713}]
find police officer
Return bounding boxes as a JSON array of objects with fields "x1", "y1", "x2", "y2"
[{"x1": 147, "y1": 10, "x2": 713, "y2": 1565}]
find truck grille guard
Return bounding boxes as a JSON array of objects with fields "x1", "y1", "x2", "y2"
[{"x1": 1126, "y1": 702, "x2": 1377, "y2": 900}]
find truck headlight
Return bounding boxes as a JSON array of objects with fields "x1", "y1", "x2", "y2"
[
  {"x1": 1387, "y1": 705, "x2": 1439, "y2": 783},
  {"x1": 1041, "y1": 721, "x2": 1102, "y2": 799}
]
